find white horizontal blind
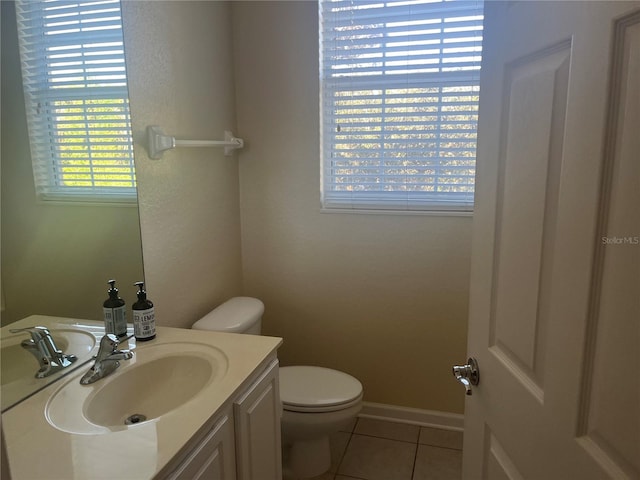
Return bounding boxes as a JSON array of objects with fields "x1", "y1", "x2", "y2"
[
  {"x1": 320, "y1": 0, "x2": 483, "y2": 211},
  {"x1": 15, "y1": 0, "x2": 136, "y2": 203}
]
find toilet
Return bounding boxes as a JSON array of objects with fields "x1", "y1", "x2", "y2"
[{"x1": 192, "y1": 297, "x2": 363, "y2": 478}]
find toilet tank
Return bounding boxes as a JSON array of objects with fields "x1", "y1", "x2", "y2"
[{"x1": 192, "y1": 297, "x2": 264, "y2": 335}]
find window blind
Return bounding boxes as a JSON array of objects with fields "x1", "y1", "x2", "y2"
[
  {"x1": 15, "y1": 0, "x2": 136, "y2": 203},
  {"x1": 320, "y1": 0, "x2": 483, "y2": 212}
]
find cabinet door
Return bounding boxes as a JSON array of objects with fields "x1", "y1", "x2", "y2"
[
  {"x1": 234, "y1": 359, "x2": 282, "y2": 480},
  {"x1": 169, "y1": 413, "x2": 236, "y2": 480}
]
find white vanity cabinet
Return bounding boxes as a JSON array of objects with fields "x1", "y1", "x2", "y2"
[
  {"x1": 165, "y1": 357, "x2": 282, "y2": 480},
  {"x1": 234, "y1": 358, "x2": 282, "y2": 480},
  {"x1": 168, "y1": 413, "x2": 236, "y2": 480},
  {"x1": 2, "y1": 324, "x2": 283, "y2": 480}
]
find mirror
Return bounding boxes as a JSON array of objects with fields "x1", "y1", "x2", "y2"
[{"x1": 0, "y1": 1, "x2": 144, "y2": 406}]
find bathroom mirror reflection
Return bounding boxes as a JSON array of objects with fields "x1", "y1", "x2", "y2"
[{"x1": 0, "y1": 0, "x2": 144, "y2": 406}]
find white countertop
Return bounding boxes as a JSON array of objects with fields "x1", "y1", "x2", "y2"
[{"x1": 2, "y1": 316, "x2": 282, "y2": 479}]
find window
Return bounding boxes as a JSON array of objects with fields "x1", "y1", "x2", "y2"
[
  {"x1": 320, "y1": 0, "x2": 483, "y2": 212},
  {"x1": 15, "y1": 0, "x2": 136, "y2": 203}
]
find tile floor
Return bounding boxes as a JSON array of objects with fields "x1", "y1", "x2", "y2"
[{"x1": 286, "y1": 417, "x2": 463, "y2": 480}]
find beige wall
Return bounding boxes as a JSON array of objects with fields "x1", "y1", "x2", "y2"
[
  {"x1": 12, "y1": 0, "x2": 474, "y2": 414},
  {"x1": 2, "y1": 0, "x2": 472, "y2": 414},
  {"x1": 232, "y1": 2, "x2": 472, "y2": 413},
  {"x1": 121, "y1": 1, "x2": 243, "y2": 329},
  {"x1": 1, "y1": 1, "x2": 144, "y2": 326}
]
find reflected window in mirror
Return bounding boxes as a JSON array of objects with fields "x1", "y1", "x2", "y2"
[{"x1": 15, "y1": 0, "x2": 136, "y2": 204}]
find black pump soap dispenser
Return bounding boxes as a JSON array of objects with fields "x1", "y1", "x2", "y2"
[
  {"x1": 132, "y1": 281, "x2": 156, "y2": 341},
  {"x1": 103, "y1": 279, "x2": 127, "y2": 337}
]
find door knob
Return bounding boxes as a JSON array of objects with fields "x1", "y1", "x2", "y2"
[{"x1": 452, "y1": 357, "x2": 479, "y2": 395}]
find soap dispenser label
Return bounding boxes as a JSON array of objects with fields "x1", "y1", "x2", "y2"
[
  {"x1": 134, "y1": 308, "x2": 156, "y2": 339},
  {"x1": 103, "y1": 306, "x2": 127, "y2": 336}
]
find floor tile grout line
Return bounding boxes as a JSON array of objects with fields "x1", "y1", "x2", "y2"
[
  {"x1": 410, "y1": 439, "x2": 419, "y2": 480},
  {"x1": 348, "y1": 431, "x2": 421, "y2": 446},
  {"x1": 348, "y1": 433, "x2": 464, "y2": 450},
  {"x1": 333, "y1": 419, "x2": 357, "y2": 479},
  {"x1": 418, "y1": 442, "x2": 463, "y2": 452},
  {"x1": 345, "y1": 431, "x2": 462, "y2": 451},
  {"x1": 351, "y1": 421, "x2": 462, "y2": 448}
]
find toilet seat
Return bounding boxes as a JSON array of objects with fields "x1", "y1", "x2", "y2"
[{"x1": 280, "y1": 366, "x2": 363, "y2": 413}]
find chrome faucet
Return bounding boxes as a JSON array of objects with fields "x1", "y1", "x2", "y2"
[
  {"x1": 80, "y1": 334, "x2": 133, "y2": 385},
  {"x1": 9, "y1": 326, "x2": 78, "y2": 379}
]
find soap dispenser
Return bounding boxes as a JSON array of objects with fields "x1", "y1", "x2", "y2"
[
  {"x1": 103, "y1": 279, "x2": 127, "y2": 337},
  {"x1": 132, "y1": 281, "x2": 156, "y2": 341}
]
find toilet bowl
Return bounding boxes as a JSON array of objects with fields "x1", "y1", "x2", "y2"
[
  {"x1": 192, "y1": 297, "x2": 363, "y2": 478},
  {"x1": 280, "y1": 365, "x2": 362, "y2": 477}
]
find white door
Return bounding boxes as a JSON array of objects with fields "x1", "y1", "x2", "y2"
[{"x1": 462, "y1": 2, "x2": 640, "y2": 479}]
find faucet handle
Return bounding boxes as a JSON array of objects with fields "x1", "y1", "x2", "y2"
[
  {"x1": 9, "y1": 326, "x2": 62, "y2": 354},
  {"x1": 9, "y1": 326, "x2": 36, "y2": 333},
  {"x1": 80, "y1": 333, "x2": 133, "y2": 385},
  {"x1": 97, "y1": 334, "x2": 119, "y2": 357},
  {"x1": 100, "y1": 333, "x2": 119, "y2": 348},
  {"x1": 11, "y1": 326, "x2": 77, "y2": 378},
  {"x1": 10, "y1": 326, "x2": 52, "y2": 344},
  {"x1": 102, "y1": 332, "x2": 133, "y2": 347},
  {"x1": 96, "y1": 333, "x2": 133, "y2": 360},
  {"x1": 11, "y1": 326, "x2": 62, "y2": 354}
]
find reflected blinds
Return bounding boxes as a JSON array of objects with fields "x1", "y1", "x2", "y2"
[
  {"x1": 15, "y1": 0, "x2": 136, "y2": 202},
  {"x1": 320, "y1": 0, "x2": 483, "y2": 211}
]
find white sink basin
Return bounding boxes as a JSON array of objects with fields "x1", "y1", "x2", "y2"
[{"x1": 46, "y1": 342, "x2": 228, "y2": 434}]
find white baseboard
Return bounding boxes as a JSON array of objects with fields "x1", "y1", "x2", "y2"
[{"x1": 359, "y1": 401, "x2": 464, "y2": 432}]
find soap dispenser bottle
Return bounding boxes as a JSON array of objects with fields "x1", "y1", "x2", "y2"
[
  {"x1": 103, "y1": 279, "x2": 127, "y2": 337},
  {"x1": 132, "y1": 281, "x2": 156, "y2": 341}
]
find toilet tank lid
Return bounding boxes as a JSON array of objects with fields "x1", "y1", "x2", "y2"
[{"x1": 192, "y1": 297, "x2": 264, "y2": 333}]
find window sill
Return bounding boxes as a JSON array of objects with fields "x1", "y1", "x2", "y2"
[
  {"x1": 319, "y1": 207, "x2": 473, "y2": 217},
  {"x1": 36, "y1": 195, "x2": 138, "y2": 208}
]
